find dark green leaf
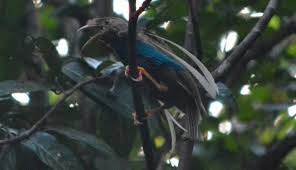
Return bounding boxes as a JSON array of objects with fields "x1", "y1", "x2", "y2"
[
  {"x1": 0, "y1": 80, "x2": 47, "y2": 97},
  {"x1": 46, "y1": 126, "x2": 116, "y2": 158},
  {"x1": 22, "y1": 132, "x2": 84, "y2": 170},
  {"x1": 34, "y1": 37, "x2": 62, "y2": 75},
  {"x1": 97, "y1": 108, "x2": 137, "y2": 157},
  {"x1": 0, "y1": 146, "x2": 16, "y2": 170},
  {"x1": 62, "y1": 60, "x2": 158, "y2": 119}
]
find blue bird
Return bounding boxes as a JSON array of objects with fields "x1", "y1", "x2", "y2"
[{"x1": 79, "y1": 17, "x2": 218, "y2": 140}]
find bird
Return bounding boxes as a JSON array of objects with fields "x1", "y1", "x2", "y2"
[{"x1": 78, "y1": 17, "x2": 218, "y2": 140}]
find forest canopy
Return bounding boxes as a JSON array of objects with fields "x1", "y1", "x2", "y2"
[{"x1": 0, "y1": 0, "x2": 295, "y2": 170}]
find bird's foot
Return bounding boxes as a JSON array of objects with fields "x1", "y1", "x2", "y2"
[
  {"x1": 125, "y1": 66, "x2": 168, "y2": 92},
  {"x1": 124, "y1": 66, "x2": 143, "y2": 82},
  {"x1": 132, "y1": 111, "x2": 157, "y2": 125}
]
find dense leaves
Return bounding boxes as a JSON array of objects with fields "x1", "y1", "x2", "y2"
[
  {"x1": 0, "y1": 146, "x2": 17, "y2": 170},
  {"x1": 46, "y1": 126, "x2": 116, "y2": 158},
  {"x1": 0, "y1": 0, "x2": 295, "y2": 170},
  {"x1": 0, "y1": 80, "x2": 47, "y2": 97},
  {"x1": 22, "y1": 132, "x2": 84, "y2": 170}
]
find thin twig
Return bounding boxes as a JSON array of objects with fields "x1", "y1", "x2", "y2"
[
  {"x1": 212, "y1": 0, "x2": 279, "y2": 80},
  {"x1": 131, "y1": 0, "x2": 152, "y2": 21},
  {"x1": 0, "y1": 77, "x2": 98, "y2": 145},
  {"x1": 127, "y1": 0, "x2": 155, "y2": 170}
]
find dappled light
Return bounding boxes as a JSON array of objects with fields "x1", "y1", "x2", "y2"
[
  {"x1": 288, "y1": 105, "x2": 296, "y2": 118},
  {"x1": 166, "y1": 156, "x2": 179, "y2": 167},
  {"x1": 32, "y1": 0, "x2": 43, "y2": 8},
  {"x1": 55, "y1": 38, "x2": 69, "y2": 57},
  {"x1": 209, "y1": 100, "x2": 224, "y2": 118},
  {"x1": 160, "y1": 21, "x2": 171, "y2": 29},
  {"x1": 240, "y1": 84, "x2": 251, "y2": 95},
  {"x1": 218, "y1": 120, "x2": 232, "y2": 135},
  {"x1": 0, "y1": 0, "x2": 295, "y2": 169},
  {"x1": 11, "y1": 93, "x2": 30, "y2": 106}
]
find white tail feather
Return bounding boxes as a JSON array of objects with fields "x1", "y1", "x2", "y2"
[
  {"x1": 150, "y1": 40, "x2": 217, "y2": 98},
  {"x1": 164, "y1": 110, "x2": 176, "y2": 153},
  {"x1": 147, "y1": 33, "x2": 218, "y2": 97},
  {"x1": 166, "y1": 110, "x2": 188, "y2": 132}
]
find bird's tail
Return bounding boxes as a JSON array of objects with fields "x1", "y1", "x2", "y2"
[{"x1": 183, "y1": 105, "x2": 201, "y2": 140}]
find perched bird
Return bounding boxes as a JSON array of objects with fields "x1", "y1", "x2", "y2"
[{"x1": 79, "y1": 17, "x2": 218, "y2": 140}]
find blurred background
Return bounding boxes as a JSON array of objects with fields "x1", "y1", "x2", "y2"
[{"x1": 0, "y1": 0, "x2": 295, "y2": 169}]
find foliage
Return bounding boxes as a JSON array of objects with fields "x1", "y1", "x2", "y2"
[{"x1": 0, "y1": 0, "x2": 295, "y2": 169}]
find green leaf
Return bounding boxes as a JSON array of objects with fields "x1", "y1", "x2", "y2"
[
  {"x1": 97, "y1": 108, "x2": 137, "y2": 157},
  {"x1": 0, "y1": 147, "x2": 16, "y2": 170},
  {"x1": 46, "y1": 126, "x2": 116, "y2": 158},
  {"x1": 34, "y1": 37, "x2": 62, "y2": 75},
  {"x1": 22, "y1": 132, "x2": 84, "y2": 170},
  {"x1": 268, "y1": 15, "x2": 281, "y2": 30},
  {"x1": 287, "y1": 43, "x2": 296, "y2": 58},
  {"x1": 61, "y1": 60, "x2": 159, "y2": 119},
  {"x1": 0, "y1": 80, "x2": 47, "y2": 97}
]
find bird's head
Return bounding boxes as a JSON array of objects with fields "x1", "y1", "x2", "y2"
[{"x1": 78, "y1": 17, "x2": 128, "y2": 59}]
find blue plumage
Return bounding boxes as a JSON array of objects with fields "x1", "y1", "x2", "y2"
[
  {"x1": 136, "y1": 41, "x2": 183, "y2": 70},
  {"x1": 80, "y1": 17, "x2": 218, "y2": 140},
  {"x1": 109, "y1": 37, "x2": 183, "y2": 69}
]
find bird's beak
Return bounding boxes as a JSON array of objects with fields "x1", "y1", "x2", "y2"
[
  {"x1": 77, "y1": 25, "x2": 98, "y2": 32},
  {"x1": 81, "y1": 31, "x2": 115, "y2": 59}
]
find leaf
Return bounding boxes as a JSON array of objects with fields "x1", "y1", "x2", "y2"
[
  {"x1": 0, "y1": 80, "x2": 47, "y2": 97},
  {"x1": 0, "y1": 146, "x2": 16, "y2": 170},
  {"x1": 97, "y1": 107, "x2": 137, "y2": 157},
  {"x1": 61, "y1": 59, "x2": 159, "y2": 119},
  {"x1": 94, "y1": 158, "x2": 132, "y2": 170},
  {"x1": 22, "y1": 132, "x2": 84, "y2": 170},
  {"x1": 46, "y1": 126, "x2": 116, "y2": 158},
  {"x1": 34, "y1": 37, "x2": 62, "y2": 75}
]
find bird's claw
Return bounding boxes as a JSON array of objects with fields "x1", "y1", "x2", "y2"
[{"x1": 124, "y1": 66, "x2": 143, "y2": 82}]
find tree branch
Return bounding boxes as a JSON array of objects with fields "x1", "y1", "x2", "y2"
[
  {"x1": 178, "y1": 1, "x2": 203, "y2": 169},
  {"x1": 178, "y1": 139, "x2": 194, "y2": 170},
  {"x1": 226, "y1": 15, "x2": 296, "y2": 85},
  {"x1": 127, "y1": 0, "x2": 155, "y2": 170},
  {"x1": 212, "y1": 0, "x2": 279, "y2": 80},
  {"x1": 0, "y1": 77, "x2": 98, "y2": 145},
  {"x1": 256, "y1": 133, "x2": 296, "y2": 170},
  {"x1": 184, "y1": 0, "x2": 203, "y2": 59}
]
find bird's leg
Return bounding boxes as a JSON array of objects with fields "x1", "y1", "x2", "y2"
[
  {"x1": 108, "y1": 68, "x2": 124, "y2": 96},
  {"x1": 132, "y1": 104, "x2": 170, "y2": 125},
  {"x1": 125, "y1": 66, "x2": 168, "y2": 92}
]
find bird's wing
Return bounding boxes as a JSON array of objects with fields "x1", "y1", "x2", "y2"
[{"x1": 139, "y1": 33, "x2": 218, "y2": 98}]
